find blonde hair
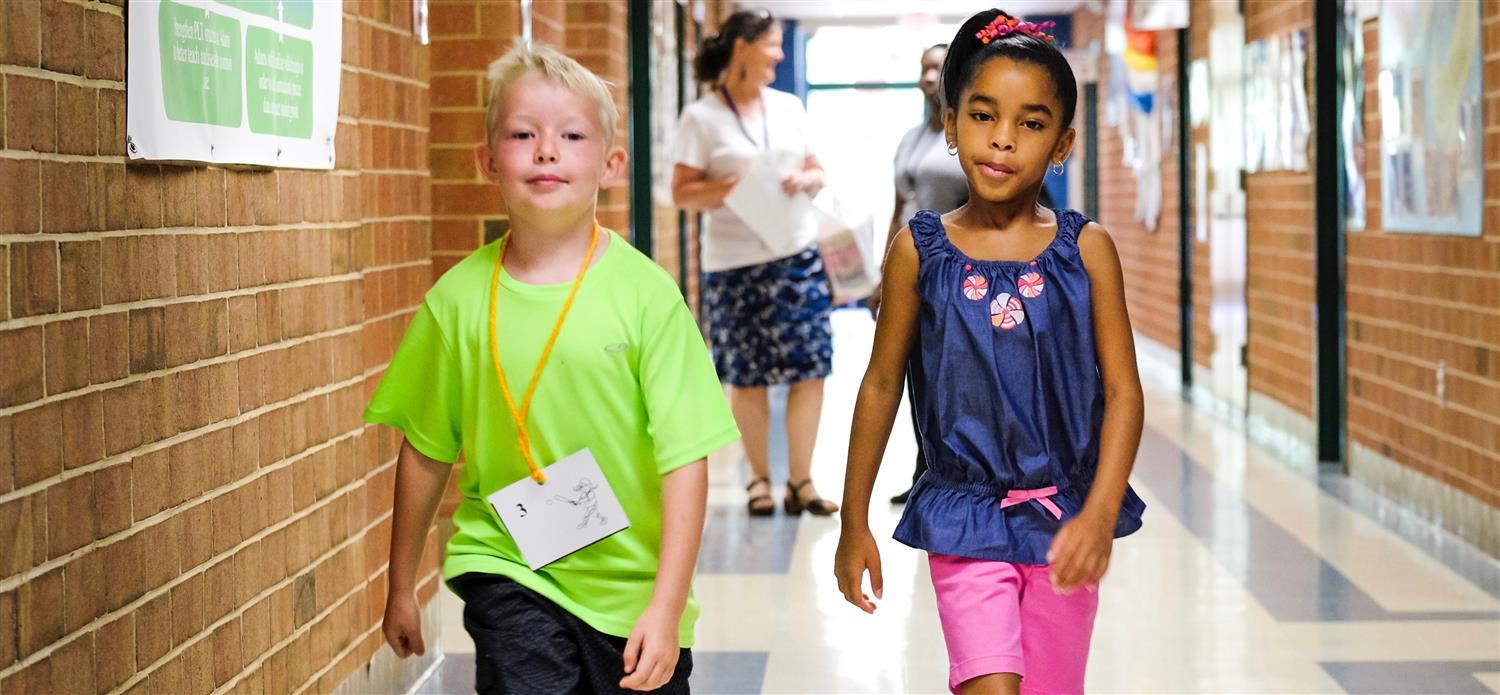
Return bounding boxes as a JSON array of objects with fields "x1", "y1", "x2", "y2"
[{"x1": 484, "y1": 42, "x2": 619, "y2": 148}]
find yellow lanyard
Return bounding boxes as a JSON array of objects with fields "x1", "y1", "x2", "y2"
[{"x1": 488, "y1": 223, "x2": 600, "y2": 484}]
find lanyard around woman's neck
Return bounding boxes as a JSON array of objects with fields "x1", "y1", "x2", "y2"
[{"x1": 720, "y1": 86, "x2": 769, "y2": 150}]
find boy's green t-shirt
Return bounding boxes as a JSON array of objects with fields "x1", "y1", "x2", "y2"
[{"x1": 364, "y1": 231, "x2": 739, "y2": 647}]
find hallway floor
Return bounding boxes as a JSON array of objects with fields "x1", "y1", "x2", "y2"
[{"x1": 418, "y1": 310, "x2": 1500, "y2": 694}]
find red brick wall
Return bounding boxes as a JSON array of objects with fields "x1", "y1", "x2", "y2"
[
  {"x1": 1242, "y1": 0, "x2": 1317, "y2": 419},
  {"x1": 1347, "y1": 6, "x2": 1500, "y2": 509},
  {"x1": 1086, "y1": 15, "x2": 1183, "y2": 352},
  {"x1": 429, "y1": 0, "x2": 555, "y2": 283},
  {"x1": 1074, "y1": 1, "x2": 1497, "y2": 525},
  {"x1": 1080, "y1": 3, "x2": 1296, "y2": 375},
  {"x1": 0, "y1": 0, "x2": 433, "y2": 691},
  {"x1": 428, "y1": 0, "x2": 629, "y2": 287},
  {"x1": 565, "y1": 2, "x2": 631, "y2": 235},
  {"x1": 1188, "y1": 0, "x2": 1213, "y2": 369}
]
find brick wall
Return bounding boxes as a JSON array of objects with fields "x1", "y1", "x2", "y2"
[
  {"x1": 425, "y1": 1, "x2": 718, "y2": 308},
  {"x1": 428, "y1": 0, "x2": 629, "y2": 288},
  {"x1": 1242, "y1": 0, "x2": 1317, "y2": 419},
  {"x1": 1072, "y1": 1, "x2": 1497, "y2": 544},
  {"x1": 1188, "y1": 0, "x2": 1213, "y2": 369},
  {"x1": 0, "y1": 0, "x2": 433, "y2": 692},
  {"x1": 430, "y1": 0, "x2": 555, "y2": 284},
  {"x1": 564, "y1": 2, "x2": 630, "y2": 235},
  {"x1": 1347, "y1": 6, "x2": 1500, "y2": 510},
  {"x1": 1085, "y1": 13, "x2": 1184, "y2": 352}
]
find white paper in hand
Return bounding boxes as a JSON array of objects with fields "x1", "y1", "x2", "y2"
[
  {"x1": 723, "y1": 152, "x2": 813, "y2": 257},
  {"x1": 488, "y1": 449, "x2": 630, "y2": 570}
]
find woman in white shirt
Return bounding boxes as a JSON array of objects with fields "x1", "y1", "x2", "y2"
[{"x1": 672, "y1": 10, "x2": 837, "y2": 517}]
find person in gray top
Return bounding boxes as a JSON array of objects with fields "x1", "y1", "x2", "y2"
[
  {"x1": 870, "y1": 44, "x2": 969, "y2": 504},
  {"x1": 890, "y1": 44, "x2": 970, "y2": 233}
]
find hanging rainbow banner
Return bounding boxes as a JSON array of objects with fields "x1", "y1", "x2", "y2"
[{"x1": 1121, "y1": 20, "x2": 1157, "y2": 113}]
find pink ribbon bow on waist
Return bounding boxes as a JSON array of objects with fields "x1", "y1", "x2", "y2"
[{"x1": 999, "y1": 486, "x2": 1063, "y2": 519}]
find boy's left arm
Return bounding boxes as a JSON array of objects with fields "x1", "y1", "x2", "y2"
[
  {"x1": 1049, "y1": 222, "x2": 1145, "y2": 592},
  {"x1": 618, "y1": 283, "x2": 735, "y2": 690},
  {"x1": 620, "y1": 459, "x2": 708, "y2": 691}
]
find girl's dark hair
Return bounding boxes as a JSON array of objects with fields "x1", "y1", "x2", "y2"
[
  {"x1": 694, "y1": 10, "x2": 778, "y2": 84},
  {"x1": 940, "y1": 9, "x2": 1078, "y2": 128}
]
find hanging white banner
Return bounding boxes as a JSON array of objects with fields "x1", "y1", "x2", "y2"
[
  {"x1": 126, "y1": 0, "x2": 342, "y2": 169},
  {"x1": 1131, "y1": 0, "x2": 1189, "y2": 30}
]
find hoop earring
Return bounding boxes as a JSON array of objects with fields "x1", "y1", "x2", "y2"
[
  {"x1": 1049, "y1": 160, "x2": 1065, "y2": 176},
  {"x1": 947, "y1": 144, "x2": 958, "y2": 156}
]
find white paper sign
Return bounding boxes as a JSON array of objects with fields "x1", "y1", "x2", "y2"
[
  {"x1": 1131, "y1": 0, "x2": 1189, "y2": 30},
  {"x1": 723, "y1": 152, "x2": 814, "y2": 257},
  {"x1": 127, "y1": 0, "x2": 342, "y2": 169},
  {"x1": 488, "y1": 450, "x2": 630, "y2": 570}
]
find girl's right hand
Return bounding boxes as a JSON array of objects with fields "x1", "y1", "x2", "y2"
[
  {"x1": 382, "y1": 591, "x2": 426, "y2": 658},
  {"x1": 834, "y1": 527, "x2": 884, "y2": 613}
]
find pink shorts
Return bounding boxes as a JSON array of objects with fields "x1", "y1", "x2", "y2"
[{"x1": 928, "y1": 553, "x2": 1098, "y2": 694}]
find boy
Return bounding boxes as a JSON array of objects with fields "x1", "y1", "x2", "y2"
[{"x1": 367, "y1": 43, "x2": 738, "y2": 694}]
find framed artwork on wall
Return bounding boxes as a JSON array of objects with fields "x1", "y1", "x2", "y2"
[{"x1": 1377, "y1": 0, "x2": 1483, "y2": 236}]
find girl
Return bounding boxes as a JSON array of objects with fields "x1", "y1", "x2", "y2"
[{"x1": 834, "y1": 9, "x2": 1147, "y2": 695}]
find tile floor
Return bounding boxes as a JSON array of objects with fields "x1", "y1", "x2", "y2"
[{"x1": 417, "y1": 310, "x2": 1500, "y2": 694}]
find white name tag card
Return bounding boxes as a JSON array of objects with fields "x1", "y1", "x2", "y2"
[{"x1": 488, "y1": 449, "x2": 630, "y2": 570}]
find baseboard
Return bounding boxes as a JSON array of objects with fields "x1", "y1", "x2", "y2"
[
  {"x1": 1133, "y1": 336, "x2": 1249, "y2": 426},
  {"x1": 1134, "y1": 335, "x2": 1313, "y2": 468},
  {"x1": 1244, "y1": 391, "x2": 1319, "y2": 475},
  {"x1": 1133, "y1": 335, "x2": 1497, "y2": 558},
  {"x1": 1189, "y1": 362, "x2": 1247, "y2": 426},
  {"x1": 1133, "y1": 335, "x2": 1185, "y2": 394},
  {"x1": 332, "y1": 588, "x2": 446, "y2": 695},
  {"x1": 1134, "y1": 334, "x2": 1314, "y2": 473},
  {"x1": 1347, "y1": 442, "x2": 1500, "y2": 559}
]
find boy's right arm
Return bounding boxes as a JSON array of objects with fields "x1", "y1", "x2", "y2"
[
  {"x1": 383, "y1": 438, "x2": 454, "y2": 658},
  {"x1": 835, "y1": 227, "x2": 921, "y2": 613}
]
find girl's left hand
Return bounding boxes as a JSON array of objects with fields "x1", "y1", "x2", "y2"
[
  {"x1": 1047, "y1": 508, "x2": 1116, "y2": 593},
  {"x1": 619, "y1": 603, "x2": 681, "y2": 691}
]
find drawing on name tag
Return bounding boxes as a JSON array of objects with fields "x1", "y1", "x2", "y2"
[{"x1": 548, "y1": 478, "x2": 609, "y2": 529}]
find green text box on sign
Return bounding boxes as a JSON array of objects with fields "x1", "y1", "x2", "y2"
[
  {"x1": 215, "y1": 0, "x2": 314, "y2": 30},
  {"x1": 158, "y1": 0, "x2": 243, "y2": 127},
  {"x1": 244, "y1": 27, "x2": 314, "y2": 138}
]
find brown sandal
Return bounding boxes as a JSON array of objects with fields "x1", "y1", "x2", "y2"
[
  {"x1": 784, "y1": 479, "x2": 838, "y2": 516},
  {"x1": 746, "y1": 477, "x2": 774, "y2": 516}
]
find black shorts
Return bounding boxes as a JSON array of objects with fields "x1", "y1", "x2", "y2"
[{"x1": 450, "y1": 573, "x2": 693, "y2": 694}]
